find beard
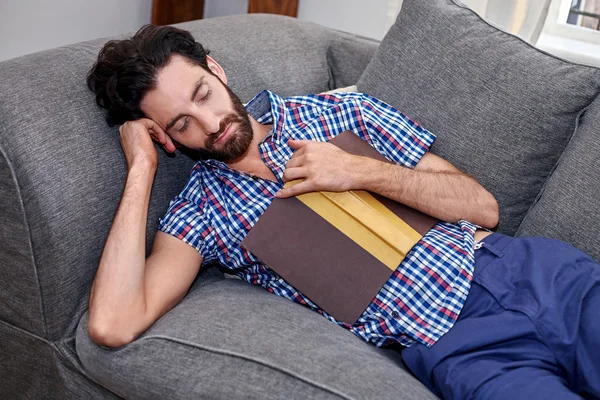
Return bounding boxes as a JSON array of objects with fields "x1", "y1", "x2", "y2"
[{"x1": 179, "y1": 83, "x2": 254, "y2": 163}]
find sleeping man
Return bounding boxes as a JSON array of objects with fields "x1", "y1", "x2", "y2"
[{"x1": 86, "y1": 24, "x2": 599, "y2": 399}]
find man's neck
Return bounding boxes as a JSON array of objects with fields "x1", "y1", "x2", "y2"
[{"x1": 226, "y1": 117, "x2": 276, "y2": 181}]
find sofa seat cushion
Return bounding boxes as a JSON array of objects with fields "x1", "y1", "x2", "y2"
[
  {"x1": 517, "y1": 96, "x2": 600, "y2": 261},
  {"x1": 357, "y1": 0, "x2": 600, "y2": 234},
  {"x1": 75, "y1": 268, "x2": 438, "y2": 399}
]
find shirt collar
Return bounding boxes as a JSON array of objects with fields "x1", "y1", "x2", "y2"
[{"x1": 245, "y1": 89, "x2": 287, "y2": 142}]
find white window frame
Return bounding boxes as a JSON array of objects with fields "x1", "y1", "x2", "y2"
[
  {"x1": 542, "y1": 0, "x2": 600, "y2": 44},
  {"x1": 536, "y1": 0, "x2": 600, "y2": 66}
]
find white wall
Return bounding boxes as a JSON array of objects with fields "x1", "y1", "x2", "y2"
[
  {"x1": 202, "y1": 0, "x2": 399, "y2": 41},
  {"x1": 297, "y1": 0, "x2": 396, "y2": 40},
  {"x1": 204, "y1": 0, "x2": 247, "y2": 18},
  {"x1": 0, "y1": 0, "x2": 152, "y2": 62}
]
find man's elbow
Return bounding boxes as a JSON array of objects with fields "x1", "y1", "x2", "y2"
[
  {"x1": 481, "y1": 194, "x2": 499, "y2": 229},
  {"x1": 88, "y1": 318, "x2": 136, "y2": 348}
]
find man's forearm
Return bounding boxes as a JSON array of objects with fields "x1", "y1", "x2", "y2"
[
  {"x1": 355, "y1": 157, "x2": 499, "y2": 228},
  {"x1": 88, "y1": 161, "x2": 156, "y2": 342}
]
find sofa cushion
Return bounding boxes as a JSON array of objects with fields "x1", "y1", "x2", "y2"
[
  {"x1": 0, "y1": 14, "x2": 344, "y2": 342},
  {"x1": 76, "y1": 267, "x2": 438, "y2": 400},
  {"x1": 357, "y1": 0, "x2": 600, "y2": 234},
  {"x1": 327, "y1": 35, "x2": 379, "y2": 90},
  {"x1": 517, "y1": 96, "x2": 600, "y2": 261},
  {"x1": 178, "y1": 14, "x2": 341, "y2": 102}
]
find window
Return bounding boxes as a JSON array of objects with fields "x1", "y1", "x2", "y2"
[
  {"x1": 567, "y1": 0, "x2": 600, "y2": 30},
  {"x1": 535, "y1": 0, "x2": 600, "y2": 66},
  {"x1": 541, "y1": 0, "x2": 600, "y2": 43}
]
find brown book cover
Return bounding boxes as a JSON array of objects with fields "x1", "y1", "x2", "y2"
[{"x1": 241, "y1": 131, "x2": 438, "y2": 324}]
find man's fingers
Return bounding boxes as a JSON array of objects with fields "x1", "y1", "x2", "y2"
[
  {"x1": 148, "y1": 124, "x2": 166, "y2": 144},
  {"x1": 164, "y1": 137, "x2": 176, "y2": 153},
  {"x1": 284, "y1": 155, "x2": 306, "y2": 169},
  {"x1": 276, "y1": 180, "x2": 315, "y2": 198},
  {"x1": 145, "y1": 119, "x2": 177, "y2": 153},
  {"x1": 282, "y1": 167, "x2": 306, "y2": 183},
  {"x1": 143, "y1": 119, "x2": 164, "y2": 141},
  {"x1": 288, "y1": 144, "x2": 306, "y2": 159},
  {"x1": 288, "y1": 139, "x2": 312, "y2": 150}
]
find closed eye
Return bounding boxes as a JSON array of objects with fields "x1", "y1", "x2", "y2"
[
  {"x1": 177, "y1": 117, "x2": 190, "y2": 133},
  {"x1": 176, "y1": 88, "x2": 212, "y2": 133},
  {"x1": 198, "y1": 89, "x2": 212, "y2": 102}
]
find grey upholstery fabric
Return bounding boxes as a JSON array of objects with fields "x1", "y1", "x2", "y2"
[
  {"x1": 517, "y1": 97, "x2": 600, "y2": 261},
  {"x1": 0, "y1": 319, "x2": 120, "y2": 399},
  {"x1": 0, "y1": 13, "x2": 338, "y2": 344},
  {"x1": 357, "y1": 0, "x2": 600, "y2": 234},
  {"x1": 0, "y1": 40, "x2": 198, "y2": 344},
  {"x1": 176, "y1": 15, "x2": 339, "y2": 102},
  {"x1": 0, "y1": 153, "x2": 45, "y2": 335},
  {"x1": 327, "y1": 35, "x2": 379, "y2": 90},
  {"x1": 76, "y1": 268, "x2": 437, "y2": 400},
  {"x1": 0, "y1": 13, "x2": 439, "y2": 400},
  {"x1": 0, "y1": 320, "x2": 54, "y2": 398}
]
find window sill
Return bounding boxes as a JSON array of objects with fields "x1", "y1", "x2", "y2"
[{"x1": 536, "y1": 33, "x2": 600, "y2": 67}]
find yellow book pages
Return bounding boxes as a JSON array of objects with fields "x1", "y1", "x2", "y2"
[
  {"x1": 348, "y1": 190, "x2": 423, "y2": 244},
  {"x1": 284, "y1": 180, "x2": 422, "y2": 270},
  {"x1": 321, "y1": 191, "x2": 422, "y2": 251}
]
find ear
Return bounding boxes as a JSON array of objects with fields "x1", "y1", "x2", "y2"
[{"x1": 206, "y1": 55, "x2": 228, "y2": 85}]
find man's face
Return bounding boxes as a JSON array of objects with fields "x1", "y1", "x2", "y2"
[{"x1": 140, "y1": 54, "x2": 253, "y2": 162}]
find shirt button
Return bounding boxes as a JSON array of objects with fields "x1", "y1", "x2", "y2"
[{"x1": 391, "y1": 311, "x2": 399, "y2": 318}]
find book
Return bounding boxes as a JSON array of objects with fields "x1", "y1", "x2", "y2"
[{"x1": 241, "y1": 130, "x2": 438, "y2": 324}]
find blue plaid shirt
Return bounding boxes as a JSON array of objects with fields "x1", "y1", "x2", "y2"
[{"x1": 159, "y1": 90, "x2": 477, "y2": 348}]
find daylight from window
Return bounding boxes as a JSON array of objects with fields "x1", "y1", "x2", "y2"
[{"x1": 567, "y1": 0, "x2": 600, "y2": 29}]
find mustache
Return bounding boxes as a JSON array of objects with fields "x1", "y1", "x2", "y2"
[{"x1": 206, "y1": 114, "x2": 243, "y2": 147}]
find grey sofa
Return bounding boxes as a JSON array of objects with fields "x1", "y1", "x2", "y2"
[{"x1": 1, "y1": 0, "x2": 599, "y2": 398}]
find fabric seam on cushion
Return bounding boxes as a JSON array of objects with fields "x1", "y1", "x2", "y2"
[
  {"x1": 329, "y1": 30, "x2": 381, "y2": 45},
  {"x1": 450, "y1": 0, "x2": 600, "y2": 71},
  {"x1": 140, "y1": 335, "x2": 351, "y2": 399},
  {"x1": 0, "y1": 317, "x2": 51, "y2": 345},
  {"x1": 451, "y1": 0, "x2": 600, "y2": 233},
  {"x1": 0, "y1": 144, "x2": 48, "y2": 339},
  {"x1": 326, "y1": 43, "x2": 337, "y2": 91},
  {"x1": 516, "y1": 102, "x2": 593, "y2": 233},
  {"x1": 52, "y1": 338, "x2": 122, "y2": 398}
]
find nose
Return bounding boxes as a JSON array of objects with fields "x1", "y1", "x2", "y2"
[{"x1": 194, "y1": 109, "x2": 221, "y2": 136}]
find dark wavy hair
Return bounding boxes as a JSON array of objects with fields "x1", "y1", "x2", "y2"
[{"x1": 87, "y1": 24, "x2": 211, "y2": 126}]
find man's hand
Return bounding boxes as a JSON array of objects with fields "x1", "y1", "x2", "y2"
[
  {"x1": 119, "y1": 119, "x2": 175, "y2": 169},
  {"x1": 277, "y1": 139, "x2": 361, "y2": 198}
]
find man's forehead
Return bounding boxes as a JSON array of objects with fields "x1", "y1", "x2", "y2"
[
  {"x1": 141, "y1": 61, "x2": 208, "y2": 123},
  {"x1": 156, "y1": 55, "x2": 206, "y2": 85}
]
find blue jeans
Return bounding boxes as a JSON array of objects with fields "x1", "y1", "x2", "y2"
[{"x1": 402, "y1": 233, "x2": 600, "y2": 400}]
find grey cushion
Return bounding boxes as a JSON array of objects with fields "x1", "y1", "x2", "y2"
[
  {"x1": 1, "y1": 13, "x2": 389, "y2": 399},
  {"x1": 177, "y1": 14, "x2": 340, "y2": 102},
  {"x1": 327, "y1": 34, "x2": 379, "y2": 90},
  {"x1": 357, "y1": 0, "x2": 600, "y2": 234},
  {"x1": 0, "y1": 320, "x2": 55, "y2": 398},
  {"x1": 517, "y1": 97, "x2": 600, "y2": 261},
  {"x1": 76, "y1": 268, "x2": 438, "y2": 400},
  {"x1": 0, "y1": 13, "x2": 340, "y2": 344}
]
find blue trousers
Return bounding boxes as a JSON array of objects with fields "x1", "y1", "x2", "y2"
[{"x1": 402, "y1": 233, "x2": 600, "y2": 400}]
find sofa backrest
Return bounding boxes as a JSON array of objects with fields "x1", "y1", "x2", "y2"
[
  {"x1": 357, "y1": 0, "x2": 600, "y2": 236},
  {"x1": 0, "y1": 14, "x2": 352, "y2": 341},
  {"x1": 517, "y1": 94, "x2": 600, "y2": 261}
]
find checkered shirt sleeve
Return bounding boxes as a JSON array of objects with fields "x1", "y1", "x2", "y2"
[{"x1": 158, "y1": 166, "x2": 213, "y2": 260}]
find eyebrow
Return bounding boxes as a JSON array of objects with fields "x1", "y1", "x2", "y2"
[{"x1": 164, "y1": 76, "x2": 206, "y2": 131}]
